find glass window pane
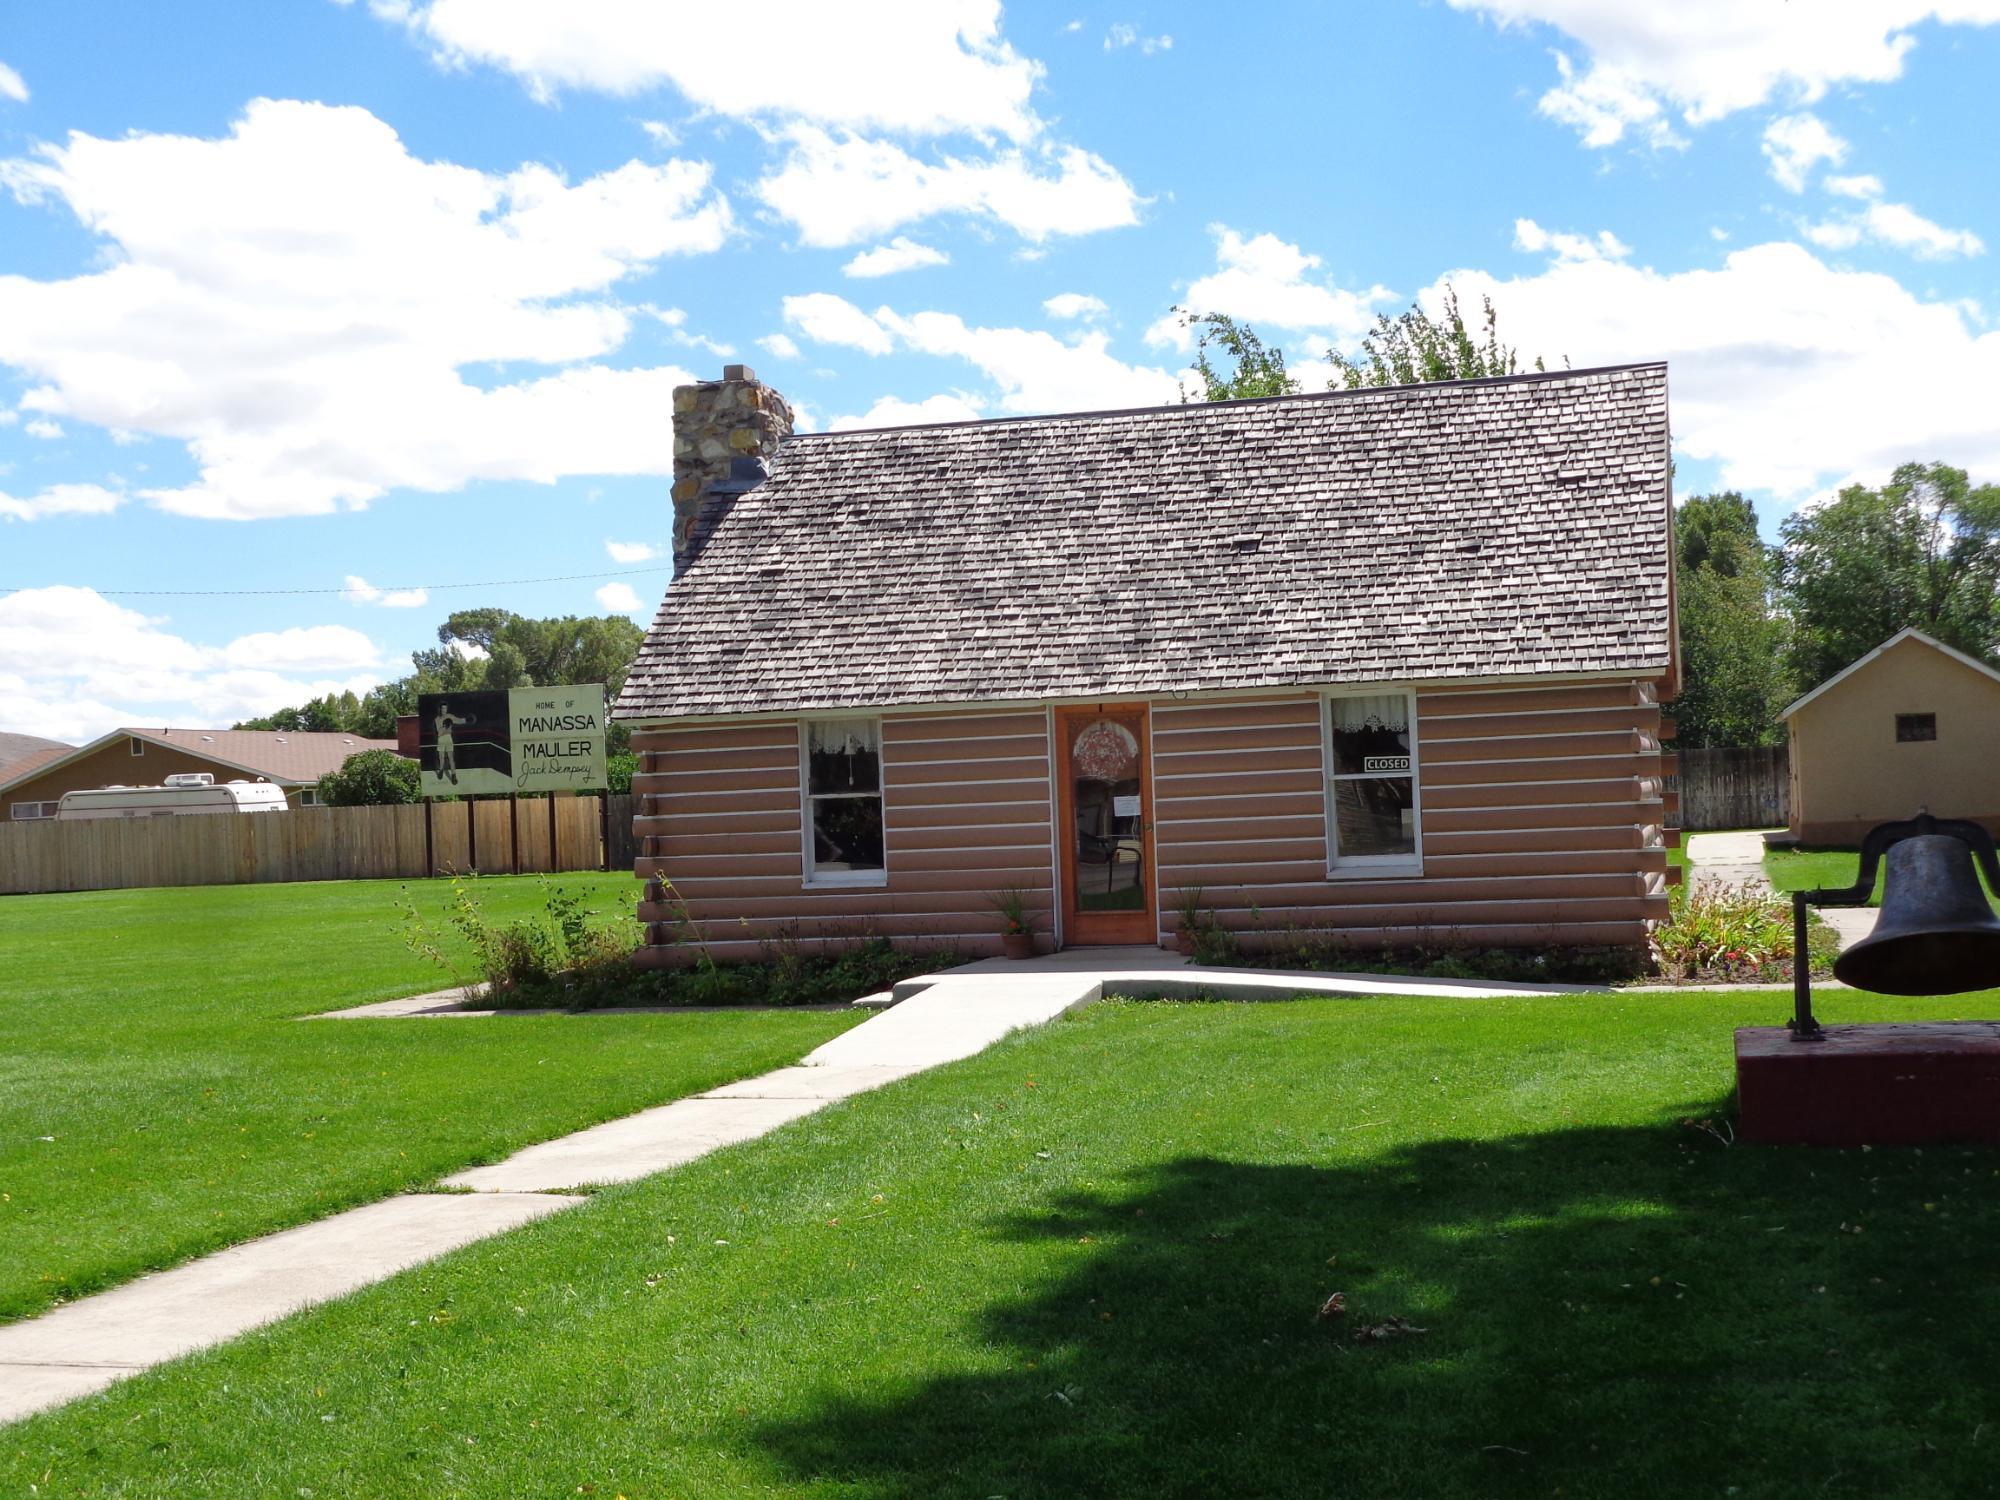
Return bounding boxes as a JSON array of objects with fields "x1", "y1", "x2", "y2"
[
  {"x1": 1333, "y1": 776, "x2": 1415, "y2": 858},
  {"x1": 808, "y1": 719, "x2": 880, "y2": 794},
  {"x1": 811, "y1": 795, "x2": 884, "y2": 873},
  {"x1": 1330, "y1": 693, "x2": 1412, "y2": 776}
]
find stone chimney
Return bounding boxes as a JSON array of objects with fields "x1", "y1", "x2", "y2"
[{"x1": 671, "y1": 364, "x2": 794, "y2": 570}]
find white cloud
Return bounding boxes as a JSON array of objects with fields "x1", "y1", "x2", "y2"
[
  {"x1": 875, "y1": 308, "x2": 1182, "y2": 414},
  {"x1": 782, "y1": 292, "x2": 894, "y2": 355},
  {"x1": 1105, "y1": 23, "x2": 1173, "y2": 54},
  {"x1": 1513, "y1": 217, "x2": 1633, "y2": 263},
  {"x1": 341, "y1": 575, "x2": 430, "y2": 608},
  {"x1": 829, "y1": 393, "x2": 986, "y2": 430},
  {"x1": 0, "y1": 483, "x2": 123, "y2": 522},
  {"x1": 222, "y1": 625, "x2": 382, "y2": 672},
  {"x1": 1806, "y1": 198, "x2": 1985, "y2": 259},
  {"x1": 783, "y1": 292, "x2": 1181, "y2": 415},
  {"x1": 842, "y1": 236, "x2": 950, "y2": 278},
  {"x1": 0, "y1": 61, "x2": 25, "y2": 105},
  {"x1": 1825, "y1": 173, "x2": 1885, "y2": 199},
  {"x1": 1144, "y1": 226, "x2": 1392, "y2": 351},
  {"x1": 1450, "y1": 2, "x2": 2000, "y2": 145},
  {"x1": 1856, "y1": 201, "x2": 1984, "y2": 259},
  {"x1": 604, "y1": 540, "x2": 658, "y2": 563},
  {"x1": 22, "y1": 418, "x2": 63, "y2": 440},
  {"x1": 0, "y1": 586, "x2": 385, "y2": 737},
  {"x1": 1428, "y1": 238, "x2": 2000, "y2": 497},
  {"x1": 639, "y1": 120, "x2": 680, "y2": 149},
  {"x1": 755, "y1": 125, "x2": 1142, "y2": 249},
  {"x1": 755, "y1": 332, "x2": 802, "y2": 361},
  {"x1": 595, "y1": 581, "x2": 645, "y2": 615},
  {"x1": 1761, "y1": 112, "x2": 1847, "y2": 192},
  {"x1": 1803, "y1": 221, "x2": 1864, "y2": 251},
  {"x1": 0, "y1": 99, "x2": 723, "y2": 520},
  {"x1": 1044, "y1": 292, "x2": 1109, "y2": 321},
  {"x1": 383, "y1": 0, "x2": 1045, "y2": 140}
]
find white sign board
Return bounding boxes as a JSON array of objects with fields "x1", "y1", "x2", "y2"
[
  {"x1": 418, "y1": 684, "x2": 609, "y2": 798},
  {"x1": 1112, "y1": 794, "x2": 1142, "y2": 818},
  {"x1": 1362, "y1": 755, "x2": 1411, "y2": 774}
]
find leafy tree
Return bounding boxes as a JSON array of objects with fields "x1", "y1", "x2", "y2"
[
  {"x1": 315, "y1": 749, "x2": 420, "y2": 806},
  {"x1": 606, "y1": 749, "x2": 637, "y2": 794},
  {"x1": 1329, "y1": 283, "x2": 1547, "y2": 389},
  {"x1": 1777, "y1": 462, "x2": 2000, "y2": 688},
  {"x1": 1673, "y1": 493, "x2": 1789, "y2": 747},
  {"x1": 1176, "y1": 309, "x2": 1299, "y2": 401},
  {"x1": 1176, "y1": 285, "x2": 1550, "y2": 405}
]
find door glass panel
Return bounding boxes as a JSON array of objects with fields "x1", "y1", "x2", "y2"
[{"x1": 1071, "y1": 717, "x2": 1144, "y2": 911}]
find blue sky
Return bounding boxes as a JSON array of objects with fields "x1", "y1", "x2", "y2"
[{"x1": 2, "y1": 2, "x2": 1997, "y2": 741}]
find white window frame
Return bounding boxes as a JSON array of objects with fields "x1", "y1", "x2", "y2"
[
  {"x1": 1321, "y1": 686, "x2": 1424, "y2": 880},
  {"x1": 10, "y1": 801, "x2": 58, "y2": 821},
  {"x1": 299, "y1": 787, "x2": 322, "y2": 807},
  {"x1": 799, "y1": 716, "x2": 889, "y2": 889},
  {"x1": 128, "y1": 737, "x2": 145, "y2": 757}
]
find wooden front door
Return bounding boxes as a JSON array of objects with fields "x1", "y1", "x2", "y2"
[{"x1": 1054, "y1": 705, "x2": 1155, "y2": 946}]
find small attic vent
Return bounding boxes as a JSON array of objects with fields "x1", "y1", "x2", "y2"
[{"x1": 1228, "y1": 532, "x2": 1263, "y2": 552}]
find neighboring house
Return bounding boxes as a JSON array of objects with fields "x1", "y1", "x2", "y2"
[
  {"x1": 0, "y1": 728, "x2": 395, "y2": 821},
  {"x1": 614, "y1": 363, "x2": 1680, "y2": 963},
  {"x1": 1780, "y1": 627, "x2": 2000, "y2": 845}
]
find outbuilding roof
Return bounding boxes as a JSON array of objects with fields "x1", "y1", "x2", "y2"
[
  {"x1": 0, "y1": 727, "x2": 395, "y2": 795},
  {"x1": 1779, "y1": 627, "x2": 2000, "y2": 720},
  {"x1": 617, "y1": 362, "x2": 1674, "y2": 721}
]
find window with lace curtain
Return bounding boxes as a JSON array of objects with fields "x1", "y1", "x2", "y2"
[
  {"x1": 1325, "y1": 690, "x2": 1421, "y2": 873},
  {"x1": 802, "y1": 718, "x2": 886, "y2": 885}
]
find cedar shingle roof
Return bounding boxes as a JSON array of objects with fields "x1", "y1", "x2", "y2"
[{"x1": 616, "y1": 363, "x2": 1673, "y2": 721}]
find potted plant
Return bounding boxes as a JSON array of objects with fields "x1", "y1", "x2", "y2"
[
  {"x1": 990, "y1": 886, "x2": 1038, "y2": 960},
  {"x1": 1173, "y1": 883, "x2": 1207, "y2": 957}
]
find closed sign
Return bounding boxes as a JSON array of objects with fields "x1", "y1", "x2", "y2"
[{"x1": 1363, "y1": 756, "x2": 1411, "y2": 773}]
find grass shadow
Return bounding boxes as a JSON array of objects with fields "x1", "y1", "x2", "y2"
[{"x1": 755, "y1": 1100, "x2": 2000, "y2": 1498}]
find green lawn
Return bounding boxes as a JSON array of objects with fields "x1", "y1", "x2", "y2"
[
  {"x1": 1766, "y1": 845, "x2": 2000, "y2": 910},
  {"x1": 9, "y1": 987, "x2": 1999, "y2": 1498},
  {"x1": 0, "y1": 877, "x2": 856, "y2": 1323}
]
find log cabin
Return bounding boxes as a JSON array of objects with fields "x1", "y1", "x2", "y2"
[{"x1": 614, "y1": 361, "x2": 1680, "y2": 964}]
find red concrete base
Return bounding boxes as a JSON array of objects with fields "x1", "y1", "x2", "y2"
[{"x1": 1735, "y1": 1022, "x2": 2000, "y2": 1146}]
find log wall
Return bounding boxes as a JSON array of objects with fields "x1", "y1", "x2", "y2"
[
  {"x1": 629, "y1": 679, "x2": 1672, "y2": 965},
  {"x1": 1149, "y1": 682, "x2": 1671, "y2": 951},
  {"x1": 632, "y1": 710, "x2": 1054, "y2": 965}
]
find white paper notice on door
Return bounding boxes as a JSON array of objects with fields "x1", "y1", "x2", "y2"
[{"x1": 1112, "y1": 794, "x2": 1141, "y2": 817}]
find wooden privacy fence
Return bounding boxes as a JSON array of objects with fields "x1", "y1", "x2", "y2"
[
  {"x1": 0, "y1": 793, "x2": 639, "y2": 897},
  {"x1": 1673, "y1": 746, "x2": 1789, "y2": 832}
]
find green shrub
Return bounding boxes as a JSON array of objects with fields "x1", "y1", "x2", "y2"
[{"x1": 1648, "y1": 879, "x2": 1832, "y2": 984}]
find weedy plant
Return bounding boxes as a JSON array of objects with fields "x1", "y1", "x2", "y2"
[{"x1": 399, "y1": 875, "x2": 638, "y2": 1006}]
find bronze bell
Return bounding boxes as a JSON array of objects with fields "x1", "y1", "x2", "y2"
[{"x1": 1834, "y1": 831, "x2": 2000, "y2": 996}]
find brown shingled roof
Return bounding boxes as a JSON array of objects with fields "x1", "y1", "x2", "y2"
[{"x1": 616, "y1": 363, "x2": 1674, "y2": 721}]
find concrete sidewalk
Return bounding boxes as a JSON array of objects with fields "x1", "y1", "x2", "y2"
[{"x1": 1684, "y1": 829, "x2": 1782, "y2": 893}]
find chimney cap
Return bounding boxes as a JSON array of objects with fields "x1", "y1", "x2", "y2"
[{"x1": 722, "y1": 363, "x2": 757, "y2": 383}]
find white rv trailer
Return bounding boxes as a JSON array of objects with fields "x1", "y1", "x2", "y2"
[{"x1": 55, "y1": 773, "x2": 290, "y2": 820}]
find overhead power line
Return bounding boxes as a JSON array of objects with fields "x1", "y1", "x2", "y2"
[{"x1": 2, "y1": 566, "x2": 673, "y2": 599}]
